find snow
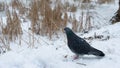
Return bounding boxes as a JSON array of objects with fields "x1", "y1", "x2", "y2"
[
  {"x1": 0, "y1": 0, "x2": 120, "y2": 68},
  {"x1": 0, "y1": 22, "x2": 120, "y2": 68}
]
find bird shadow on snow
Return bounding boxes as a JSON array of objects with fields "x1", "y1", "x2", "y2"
[
  {"x1": 64, "y1": 55, "x2": 104, "y2": 63},
  {"x1": 63, "y1": 55, "x2": 106, "y2": 66},
  {"x1": 79, "y1": 56, "x2": 104, "y2": 60},
  {"x1": 73, "y1": 56, "x2": 105, "y2": 66},
  {"x1": 70, "y1": 55, "x2": 105, "y2": 63},
  {"x1": 65, "y1": 55, "x2": 105, "y2": 61}
]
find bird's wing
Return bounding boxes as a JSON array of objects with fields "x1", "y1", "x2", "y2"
[
  {"x1": 77, "y1": 37, "x2": 91, "y2": 48},
  {"x1": 69, "y1": 36, "x2": 91, "y2": 54}
]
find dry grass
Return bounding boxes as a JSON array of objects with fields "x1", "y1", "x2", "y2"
[
  {"x1": 70, "y1": 11, "x2": 93, "y2": 33},
  {"x1": 0, "y1": 19, "x2": 10, "y2": 53},
  {"x1": 0, "y1": 7, "x2": 23, "y2": 52},
  {"x1": 79, "y1": 11, "x2": 84, "y2": 32},
  {"x1": 1, "y1": 0, "x2": 113, "y2": 39},
  {"x1": 2, "y1": 9, "x2": 22, "y2": 41},
  {"x1": 97, "y1": 0, "x2": 115, "y2": 4},
  {"x1": 82, "y1": 0, "x2": 91, "y2": 3},
  {"x1": 63, "y1": 2, "x2": 77, "y2": 12},
  {"x1": 29, "y1": 0, "x2": 39, "y2": 33},
  {"x1": 80, "y1": 0, "x2": 114, "y2": 4},
  {"x1": 28, "y1": 0, "x2": 68, "y2": 39},
  {"x1": 78, "y1": 0, "x2": 115, "y2": 9},
  {"x1": 0, "y1": 0, "x2": 115, "y2": 52},
  {"x1": 71, "y1": 14, "x2": 79, "y2": 32},
  {"x1": 0, "y1": 2, "x2": 5, "y2": 12},
  {"x1": 11, "y1": 0, "x2": 26, "y2": 15}
]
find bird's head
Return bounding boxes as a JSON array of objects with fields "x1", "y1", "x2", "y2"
[
  {"x1": 64, "y1": 27, "x2": 74, "y2": 35},
  {"x1": 64, "y1": 27, "x2": 72, "y2": 33}
]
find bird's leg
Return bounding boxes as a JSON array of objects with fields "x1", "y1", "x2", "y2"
[
  {"x1": 73, "y1": 54, "x2": 79, "y2": 60},
  {"x1": 79, "y1": 55, "x2": 83, "y2": 58}
]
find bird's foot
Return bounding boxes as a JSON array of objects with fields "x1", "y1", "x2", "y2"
[{"x1": 73, "y1": 55, "x2": 79, "y2": 60}]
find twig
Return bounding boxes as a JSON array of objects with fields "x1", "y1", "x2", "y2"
[{"x1": 76, "y1": 62, "x2": 87, "y2": 66}]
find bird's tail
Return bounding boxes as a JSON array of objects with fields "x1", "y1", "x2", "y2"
[{"x1": 89, "y1": 48, "x2": 105, "y2": 57}]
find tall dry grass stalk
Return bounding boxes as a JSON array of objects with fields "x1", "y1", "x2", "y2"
[
  {"x1": 97, "y1": 0, "x2": 115, "y2": 4},
  {"x1": 29, "y1": 0, "x2": 39, "y2": 33},
  {"x1": 71, "y1": 10, "x2": 93, "y2": 33},
  {"x1": 79, "y1": 0, "x2": 114, "y2": 4},
  {"x1": 71, "y1": 14, "x2": 79, "y2": 32},
  {"x1": 82, "y1": 0, "x2": 91, "y2": 3},
  {"x1": 11, "y1": 0, "x2": 24, "y2": 13},
  {"x1": 0, "y1": 18, "x2": 11, "y2": 53},
  {"x1": 79, "y1": 11, "x2": 84, "y2": 32},
  {"x1": 0, "y1": 2, "x2": 5, "y2": 12},
  {"x1": 2, "y1": 9, "x2": 22, "y2": 41},
  {"x1": 28, "y1": 0, "x2": 68, "y2": 39}
]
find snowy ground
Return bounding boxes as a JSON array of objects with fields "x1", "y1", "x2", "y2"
[
  {"x1": 0, "y1": 0, "x2": 120, "y2": 68},
  {"x1": 0, "y1": 22, "x2": 120, "y2": 68}
]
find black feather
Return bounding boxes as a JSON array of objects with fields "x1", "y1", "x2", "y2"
[{"x1": 64, "y1": 27, "x2": 105, "y2": 57}]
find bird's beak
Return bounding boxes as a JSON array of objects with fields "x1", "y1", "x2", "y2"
[
  {"x1": 61, "y1": 28, "x2": 65, "y2": 33},
  {"x1": 62, "y1": 28, "x2": 66, "y2": 33},
  {"x1": 63, "y1": 31, "x2": 65, "y2": 33}
]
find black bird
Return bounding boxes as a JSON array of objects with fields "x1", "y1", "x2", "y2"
[{"x1": 64, "y1": 27, "x2": 105, "y2": 59}]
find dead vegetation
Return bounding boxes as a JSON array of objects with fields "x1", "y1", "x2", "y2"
[
  {"x1": 97, "y1": 0, "x2": 115, "y2": 4},
  {"x1": 84, "y1": 32, "x2": 110, "y2": 41},
  {"x1": 28, "y1": 0, "x2": 68, "y2": 39},
  {"x1": 111, "y1": 0, "x2": 120, "y2": 24},
  {"x1": 0, "y1": 0, "x2": 115, "y2": 38},
  {"x1": 0, "y1": 0, "x2": 115, "y2": 51},
  {"x1": 0, "y1": 2, "x2": 5, "y2": 12},
  {"x1": 11, "y1": 0, "x2": 27, "y2": 15},
  {"x1": 0, "y1": 0, "x2": 114, "y2": 39},
  {"x1": 2, "y1": 9, "x2": 22, "y2": 41}
]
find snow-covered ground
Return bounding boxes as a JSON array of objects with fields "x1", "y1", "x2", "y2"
[
  {"x1": 0, "y1": 0, "x2": 120, "y2": 68},
  {"x1": 1, "y1": 22, "x2": 120, "y2": 68}
]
